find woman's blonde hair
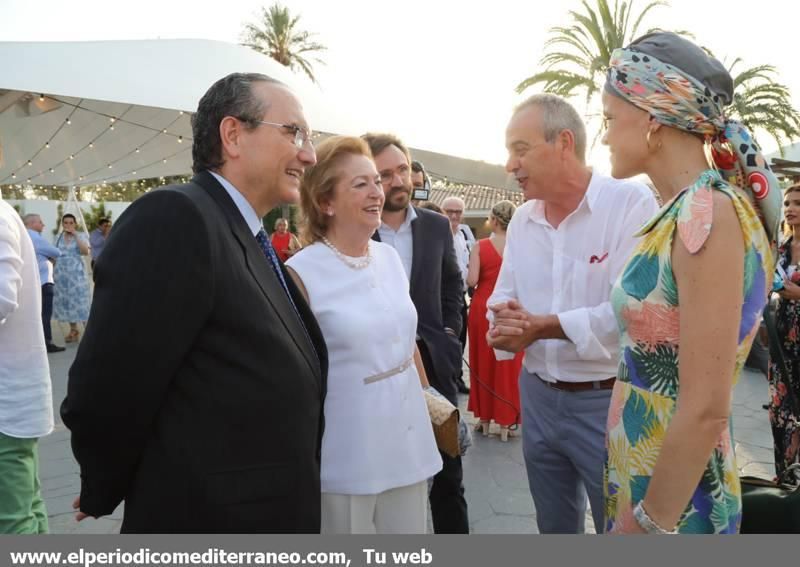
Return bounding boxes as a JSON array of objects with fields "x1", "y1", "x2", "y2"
[
  {"x1": 490, "y1": 200, "x2": 516, "y2": 230},
  {"x1": 273, "y1": 217, "x2": 289, "y2": 231},
  {"x1": 299, "y1": 136, "x2": 373, "y2": 244}
]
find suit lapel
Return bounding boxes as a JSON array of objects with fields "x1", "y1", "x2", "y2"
[{"x1": 193, "y1": 172, "x2": 321, "y2": 379}]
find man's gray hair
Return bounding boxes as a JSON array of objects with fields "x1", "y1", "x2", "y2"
[
  {"x1": 442, "y1": 196, "x2": 465, "y2": 209},
  {"x1": 514, "y1": 94, "x2": 587, "y2": 163},
  {"x1": 22, "y1": 213, "x2": 41, "y2": 226}
]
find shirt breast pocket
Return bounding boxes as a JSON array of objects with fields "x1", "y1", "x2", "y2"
[{"x1": 570, "y1": 250, "x2": 613, "y2": 303}]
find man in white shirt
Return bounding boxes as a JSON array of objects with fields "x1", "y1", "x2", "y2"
[
  {"x1": 487, "y1": 94, "x2": 657, "y2": 534},
  {"x1": 442, "y1": 196, "x2": 471, "y2": 394},
  {"x1": 459, "y1": 223, "x2": 476, "y2": 252},
  {"x1": 442, "y1": 197, "x2": 470, "y2": 286},
  {"x1": 0, "y1": 192, "x2": 55, "y2": 533}
]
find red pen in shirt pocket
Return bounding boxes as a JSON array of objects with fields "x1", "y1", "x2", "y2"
[{"x1": 589, "y1": 252, "x2": 609, "y2": 264}]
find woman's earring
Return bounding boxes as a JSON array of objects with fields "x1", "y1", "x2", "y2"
[{"x1": 646, "y1": 130, "x2": 662, "y2": 152}]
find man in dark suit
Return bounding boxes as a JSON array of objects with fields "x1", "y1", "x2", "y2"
[
  {"x1": 364, "y1": 133, "x2": 469, "y2": 533},
  {"x1": 61, "y1": 73, "x2": 327, "y2": 533}
]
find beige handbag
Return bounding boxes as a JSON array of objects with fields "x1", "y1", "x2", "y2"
[
  {"x1": 423, "y1": 389, "x2": 460, "y2": 458},
  {"x1": 363, "y1": 360, "x2": 462, "y2": 458}
]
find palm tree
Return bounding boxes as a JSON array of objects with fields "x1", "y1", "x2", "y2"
[
  {"x1": 516, "y1": 0, "x2": 672, "y2": 103},
  {"x1": 726, "y1": 59, "x2": 800, "y2": 154},
  {"x1": 241, "y1": 3, "x2": 327, "y2": 85},
  {"x1": 517, "y1": 0, "x2": 800, "y2": 153}
]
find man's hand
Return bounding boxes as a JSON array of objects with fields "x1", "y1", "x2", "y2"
[
  {"x1": 487, "y1": 300, "x2": 533, "y2": 352},
  {"x1": 72, "y1": 496, "x2": 94, "y2": 522},
  {"x1": 487, "y1": 300, "x2": 563, "y2": 352}
]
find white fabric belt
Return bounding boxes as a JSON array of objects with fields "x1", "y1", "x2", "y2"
[{"x1": 363, "y1": 357, "x2": 414, "y2": 385}]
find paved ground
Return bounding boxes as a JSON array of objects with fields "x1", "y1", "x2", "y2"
[{"x1": 39, "y1": 335, "x2": 776, "y2": 534}]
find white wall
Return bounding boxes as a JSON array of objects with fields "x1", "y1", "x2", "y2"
[{"x1": 6, "y1": 200, "x2": 131, "y2": 243}]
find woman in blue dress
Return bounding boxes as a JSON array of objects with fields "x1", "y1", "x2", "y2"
[{"x1": 53, "y1": 213, "x2": 91, "y2": 342}]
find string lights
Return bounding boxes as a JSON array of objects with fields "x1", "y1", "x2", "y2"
[
  {"x1": 80, "y1": 145, "x2": 190, "y2": 187},
  {"x1": 0, "y1": 95, "x2": 193, "y2": 192},
  {"x1": 2, "y1": 170, "x2": 193, "y2": 201},
  {"x1": 2, "y1": 95, "x2": 521, "y2": 205}
]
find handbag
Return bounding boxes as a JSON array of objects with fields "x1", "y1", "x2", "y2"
[
  {"x1": 423, "y1": 387, "x2": 460, "y2": 458},
  {"x1": 740, "y1": 306, "x2": 800, "y2": 533},
  {"x1": 740, "y1": 464, "x2": 800, "y2": 533},
  {"x1": 363, "y1": 361, "x2": 467, "y2": 458}
]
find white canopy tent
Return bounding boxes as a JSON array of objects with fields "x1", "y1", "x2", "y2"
[
  {"x1": 0, "y1": 38, "x2": 360, "y2": 191},
  {"x1": 0, "y1": 38, "x2": 517, "y2": 203}
]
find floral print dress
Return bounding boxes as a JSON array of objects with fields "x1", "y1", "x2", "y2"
[
  {"x1": 768, "y1": 238, "x2": 800, "y2": 479},
  {"x1": 604, "y1": 169, "x2": 772, "y2": 534},
  {"x1": 53, "y1": 232, "x2": 91, "y2": 322}
]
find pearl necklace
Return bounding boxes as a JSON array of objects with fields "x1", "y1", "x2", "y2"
[{"x1": 321, "y1": 236, "x2": 371, "y2": 269}]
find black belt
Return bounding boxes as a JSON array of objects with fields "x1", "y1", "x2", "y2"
[{"x1": 537, "y1": 374, "x2": 616, "y2": 392}]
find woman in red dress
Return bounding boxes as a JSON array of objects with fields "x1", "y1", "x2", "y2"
[
  {"x1": 467, "y1": 200, "x2": 522, "y2": 442},
  {"x1": 270, "y1": 217, "x2": 301, "y2": 262}
]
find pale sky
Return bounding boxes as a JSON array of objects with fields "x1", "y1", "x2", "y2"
[{"x1": 2, "y1": 0, "x2": 799, "y2": 172}]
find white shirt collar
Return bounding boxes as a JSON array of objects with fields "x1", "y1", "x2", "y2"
[
  {"x1": 381, "y1": 205, "x2": 417, "y2": 233},
  {"x1": 406, "y1": 205, "x2": 418, "y2": 226},
  {"x1": 209, "y1": 171, "x2": 263, "y2": 236},
  {"x1": 527, "y1": 170, "x2": 602, "y2": 224}
]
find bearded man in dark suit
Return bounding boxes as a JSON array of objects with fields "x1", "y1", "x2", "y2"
[
  {"x1": 365, "y1": 132, "x2": 469, "y2": 533},
  {"x1": 61, "y1": 73, "x2": 327, "y2": 533}
]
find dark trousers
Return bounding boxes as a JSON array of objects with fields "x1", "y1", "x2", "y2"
[
  {"x1": 459, "y1": 298, "x2": 468, "y2": 352},
  {"x1": 417, "y1": 338, "x2": 470, "y2": 533},
  {"x1": 41, "y1": 284, "x2": 54, "y2": 344},
  {"x1": 455, "y1": 297, "x2": 468, "y2": 385},
  {"x1": 430, "y1": 452, "x2": 469, "y2": 533}
]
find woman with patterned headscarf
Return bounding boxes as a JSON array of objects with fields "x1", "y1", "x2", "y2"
[{"x1": 601, "y1": 32, "x2": 779, "y2": 534}]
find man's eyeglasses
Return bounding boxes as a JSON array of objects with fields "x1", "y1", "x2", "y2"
[
  {"x1": 444, "y1": 209, "x2": 464, "y2": 216},
  {"x1": 379, "y1": 164, "x2": 411, "y2": 184},
  {"x1": 238, "y1": 118, "x2": 313, "y2": 149}
]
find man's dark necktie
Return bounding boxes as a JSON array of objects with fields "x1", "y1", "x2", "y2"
[
  {"x1": 255, "y1": 228, "x2": 317, "y2": 360},
  {"x1": 256, "y1": 228, "x2": 294, "y2": 300}
]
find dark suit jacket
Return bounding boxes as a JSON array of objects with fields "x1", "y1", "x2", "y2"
[
  {"x1": 373, "y1": 207, "x2": 463, "y2": 403},
  {"x1": 61, "y1": 171, "x2": 328, "y2": 533}
]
